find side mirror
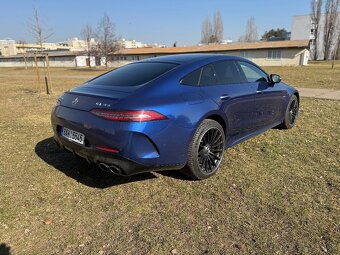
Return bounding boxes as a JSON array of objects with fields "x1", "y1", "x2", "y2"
[{"x1": 270, "y1": 74, "x2": 281, "y2": 84}]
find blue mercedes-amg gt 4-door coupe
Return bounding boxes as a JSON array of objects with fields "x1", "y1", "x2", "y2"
[{"x1": 51, "y1": 54, "x2": 299, "y2": 179}]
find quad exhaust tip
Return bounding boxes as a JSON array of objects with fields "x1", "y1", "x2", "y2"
[
  {"x1": 98, "y1": 162, "x2": 110, "y2": 172},
  {"x1": 98, "y1": 162, "x2": 123, "y2": 175}
]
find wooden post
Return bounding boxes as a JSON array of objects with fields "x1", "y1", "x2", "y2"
[
  {"x1": 45, "y1": 53, "x2": 53, "y2": 93},
  {"x1": 24, "y1": 54, "x2": 27, "y2": 70},
  {"x1": 34, "y1": 53, "x2": 42, "y2": 93},
  {"x1": 41, "y1": 53, "x2": 49, "y2": 95}
]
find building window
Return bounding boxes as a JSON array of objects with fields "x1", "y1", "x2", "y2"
[
  {"x1": 268, "y1": 50, "x2": 281, "y2": 59},
  {"x1": 131, "y1": 55, "x2": 140, "y2": 61},
  {"x1": 241, "y1": 51, "x2": 251, "y2": 59}
]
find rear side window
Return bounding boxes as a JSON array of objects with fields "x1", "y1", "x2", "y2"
[
  {"x1": 199, "y1": 64, "x2": 218, "y2": 85},
  {"x1": 89, "y1": 62, "x2": 177, "y2": 86},
  {"x1": 180, "y1": 68, "x2": 202, "y2": 86},
  {"x1": 180, "y1": 60, "x2": 244, "y2": 86},
  {"x1": 212, "y1": 61, "x2": 244, "y2": 84},
  {"x1": 238, "y1": 61, "x2": 268, "y2": 83}
]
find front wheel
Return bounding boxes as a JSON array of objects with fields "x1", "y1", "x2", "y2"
[
  {"x1": 279, "y1": 94, "x2": 299, "y2": 129},
  {"x1": 185, "y1": 119, "x2": 225, "y2": 180}
]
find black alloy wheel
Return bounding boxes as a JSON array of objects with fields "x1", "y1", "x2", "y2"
[
  {"x1": 279, "y1": 94, "x2": 299, "y2": 129},
  {"x1": 198, "y1": 127, "x2": 224, "y2": 174},
  {"x1": 185, "y1": 119, "x2": 225, "y2": 179},
  {"x1": 288, "y1": 98, "x2": 299, "y2": 125}
]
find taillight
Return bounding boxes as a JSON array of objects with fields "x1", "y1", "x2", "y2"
[{"x1": 90, "y1": 109, "x2": 167, "y2": 122}]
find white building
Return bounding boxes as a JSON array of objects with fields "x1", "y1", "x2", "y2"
[
  {"x1": 113, "y1": 40, "x2": 310, "y2": 67},
  {"x1": 119, "y1": 38, "x2": 147, "y2": 49},
  {"x1": 66, "y1": 37, "x2": 97, "y2": 51},
  {"x1": 291, "y1": 13, "x2": 340, "y2": 59},
  {"x1": 0, "y1": 39, "x2": 17, "y2": 56}
]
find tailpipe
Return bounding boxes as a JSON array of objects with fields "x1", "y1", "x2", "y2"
[
  {"x1": 98, "y1": 162, "x2": 123, "y2": 175},
  {"x1": 108, "y1": 165, "x2": 123, "y2": 175},
  {"x1": 98, "y1": 162, "x2": 110, "y2": 172}
]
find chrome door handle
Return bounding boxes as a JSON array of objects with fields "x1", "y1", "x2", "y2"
[
  {"x1": 220, "y1": 95, "x2": 231, "y2": 100},
  {"x1": 256, "y1": 90, "x2": 263, "y2": 94}
]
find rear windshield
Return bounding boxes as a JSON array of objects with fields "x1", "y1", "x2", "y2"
[{"x1": 88, "y1": 62, "x2": 177, "y2": 86}]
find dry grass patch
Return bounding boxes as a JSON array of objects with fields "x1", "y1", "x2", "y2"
[
  {"x1": 0, "y1": 66, "x2": 339, "y2": 254},
  {"x1": 264, "y1": 60, "x2": 340, "y2": 90}
]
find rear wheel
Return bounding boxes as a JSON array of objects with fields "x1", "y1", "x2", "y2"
[
  {"x1": 185, "y1": 119, "x2": 225, "y2": 180},
  {"x1": 279, "y1": 94, "x2": 299, "y2": 129}
]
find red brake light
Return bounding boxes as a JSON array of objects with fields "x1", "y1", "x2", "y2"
[{"x1": 90, "y1": 109, "x2": 167, "y2": 122}]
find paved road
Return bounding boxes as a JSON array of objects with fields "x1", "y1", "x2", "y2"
[{"x1": 297, "y1": 88, "x2": 340, "y2": 100}]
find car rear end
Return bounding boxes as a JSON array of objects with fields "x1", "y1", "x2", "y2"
[{"x1": 51, "y1": 61, "x2": 189, "y2": 175}]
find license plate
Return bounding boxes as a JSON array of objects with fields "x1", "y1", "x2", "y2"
[{"x1": 61, "y1": 127, "x2": 85, "y2": 145}]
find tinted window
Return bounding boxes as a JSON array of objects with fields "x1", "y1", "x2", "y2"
[
  {"x1": 238, "y1": 61, "x2": 268, "y2": 83},
  {"x1": 212, "y1": 61, "x2": 244, "y2": 84},
  {"x1": 181, "y1": 60, "x2": 245, "y2": 86},
  {"x1": 180, "y1": 68, "x2": 202, "y2": 86},
  {"x1": 199, "y1": 64, "x2": 218, "y2": 85},
  {"x1": 89, "y1": 62, "x2": 177, "y2": 86}
]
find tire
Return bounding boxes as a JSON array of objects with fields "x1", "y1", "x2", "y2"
[
  {"x1": 279, "y1": 94, "x2": 299, "y2": 129},
  {"x1": 184, "y1": 119, "x2": 225, "y2": 180}
]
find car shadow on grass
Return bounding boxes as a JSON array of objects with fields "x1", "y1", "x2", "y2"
[
  {"x1": 0, "y1": 243, "x2": 11, "y2": 255},
  {"x1": 35, "y1": 137, "x2": 158, "y2": 188}
]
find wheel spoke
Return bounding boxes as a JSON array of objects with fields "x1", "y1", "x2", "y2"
[
  {"x1": 211, "y1": 129, "x2": 218, "y2": 143},
  {"x1": 204, "y1": 156, "x2": 209, "y2": 171},
  {"x1": 209, "y1": 152, "x2": 220, "y2": 161},
  {"x1": 210, "y1": 148, "x2": 223, "y2": 153},
  {"x1": 211, "y1": 134, "x2": 222, "y2": 146}
]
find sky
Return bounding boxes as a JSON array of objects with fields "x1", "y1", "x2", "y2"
[{"x1": 0, "y1": 0, "x2": 312, "y2": 46}]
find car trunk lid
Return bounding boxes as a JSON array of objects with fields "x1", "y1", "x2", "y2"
[{"x1": 59, "y1": 84, "x2": 136, "y2": 111}]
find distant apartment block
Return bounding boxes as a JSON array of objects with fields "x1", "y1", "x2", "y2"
[
  {"x1": 119, "y1": 38, "x2": 147, "y2": 49},
  {"x1": 64, "y1": 37, "x2": 97, "y2": 51},
  {"x1": 0, "y1": 39, "x2": 17, "y2": 56},
  {"x1": 15, "y1": 42, "x2": 70, "y2": 54}
]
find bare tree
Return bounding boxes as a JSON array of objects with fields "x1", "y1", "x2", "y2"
[
  {"x1": 96, "y1": 13, "x2": 120, "y2": 69},
  {"x1": 323, "y1": 0, "x2": 340, "y2": 60},
  {"x1": 201, "y1": 17, "x2": 213, "y2": 44},
  {"x1": 30, "y1": 7, "x2": 53, "y2": 94},
  {"x1": 81, "y1": 24, "x2": 94, "y2": 68},
  {"x1": 332, "y1": 27, "x2": 340, "y2": 68},
  {"x1": 213, "y1": 11, "x2": 224, "y2": 43},
  {"x1": 336, "y1": 31, "x2": 340, "y2": 60},
  {"x1": 242, "y1": 16, "x2": 258, "y2": 42},
  {"x1": 31, "y1": 7, "x2": 53, "y2": 52},
  {"x1": 310, "y1": 0, "x2": 323, "y2": 60},
  {"x1": 201, "y1": 11, "x2": 224, "y2": 44}
]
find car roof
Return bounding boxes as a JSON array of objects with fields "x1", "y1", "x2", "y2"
[{"x1": 139, "y1": 53, "x2": 243, "y2": 65}]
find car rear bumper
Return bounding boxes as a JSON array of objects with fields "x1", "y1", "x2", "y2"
[
  {"x1": 51, "y1": 106, "x2": 188, "y2": 175},
  {"x1": 53, "y1": 135, "x2": 184, "y2": 175}
]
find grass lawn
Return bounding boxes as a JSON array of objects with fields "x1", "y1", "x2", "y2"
[
  {"x1": 0, "y1": 64, "x2": 339, "y2": 254},
  {"x1": 264, "y1": 60, "x2": 340, "y2": 90}
]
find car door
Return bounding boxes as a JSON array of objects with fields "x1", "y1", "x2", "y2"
[
  {"x1": 197, "y1": 60, "x2": 258, "y2": 138},
  {"x1": 237, "y1": 61, "x2": 287, "y2": 129}
]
